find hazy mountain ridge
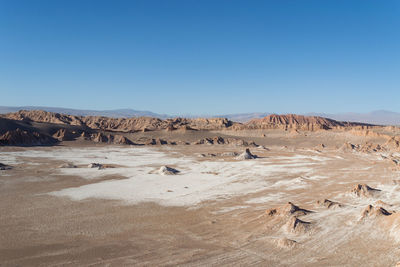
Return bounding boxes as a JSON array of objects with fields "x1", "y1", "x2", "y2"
[
  {"x1": 0, "y1": 106, "x2": 170, "y2": 119},
  {"x1": 215, "y1": 113, "x2": 271, "y2": 122},
  {"x1": 306, "y1": 110, "x2": 400, "y2": 126},
  {"x1": 221, "y1": 110, "x2": 400, "y2": 125},
  {"x1": 225, "y1": 111, "x2": 400, "y2": 125}
]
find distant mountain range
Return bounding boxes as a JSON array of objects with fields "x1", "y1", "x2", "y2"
[
  {"x1": 221, "y1": 110, "x2": 400, "y2": 125},
  {"x1": 0, "y1": 106, "x2": 170, "y2": 119},
  {"x1": 216, "y1": 111, "x2": 400, "y2": 125},
  {"x1": 1, "y1": 106, "x2": 400, "y2": 125},
  {"x1": 215, "y1": 113, "x2": 271, "y2": 122},
  {"x1": 305, "y1": 110, "x2": 400, "y2": 126}
]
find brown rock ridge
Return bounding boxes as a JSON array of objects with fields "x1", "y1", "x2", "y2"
[
  {"x1": 2, "y1": 110, "x2": 378, "y2": 133},
  {"x1": 246, "y1": 114, "x2": 373, "y2": 131},
  {"x1": 1, "y1": 110, "x2": 238, "y2": 132},
  {"x1": 0, "y1": 129, "x2": 57, "y2": 146},
  {"x1": 77, "y1": 131, "x2": 135, "y2": 145},
  {"x1": 4, "y1": 110, "x2": 85, "y2": 126}
]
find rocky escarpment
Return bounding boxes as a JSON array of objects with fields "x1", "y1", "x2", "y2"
[
  {"x1": 246, "y1": 114, "x2": 373, "y2": 131},
  {"x1": 2, "y1": 110, "x2": 238, "y2": 132},
  {"x1": 0, "y1": 128, "x2": 57, "y2": 146},
  {"x1": 4, "y1": 110, "x2": 85, "y2": 126},
  {"x1": 0, "y1": 110, "x2": 396, "y2": 148},
  {"x1": 2, "y1": 110, "x2": 377, "y2": 133},
  {"x1": 81, "y1": 132, "x2": 135, "y2": 145},
  {"x1": 0, "y1": 117, "x2": 58, "y2": 146}
]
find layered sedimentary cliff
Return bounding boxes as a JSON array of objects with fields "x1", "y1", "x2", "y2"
[
  {"x1": 2, "y1": 110, "x2": 237, "y2": 132},
  {"x1": 246, "y1": 114, "x2": 372, "y2": 131}
]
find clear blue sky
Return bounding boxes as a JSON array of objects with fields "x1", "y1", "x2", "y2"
[{"x1": 1, "y1": 0, "x2": 399, "y2": 115}]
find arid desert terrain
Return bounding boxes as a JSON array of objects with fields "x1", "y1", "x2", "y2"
[{"x1": 2, "y1": 111, "x2": 400, "y2": 266}]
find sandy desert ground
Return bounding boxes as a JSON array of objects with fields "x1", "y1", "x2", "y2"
[{"x1": 2, "y1": 129, "x2": 400, "y2": 266}]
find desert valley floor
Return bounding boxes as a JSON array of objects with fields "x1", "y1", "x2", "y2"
[{"x1": 2, "y1": 128, "x2": 400, "y2": 266}]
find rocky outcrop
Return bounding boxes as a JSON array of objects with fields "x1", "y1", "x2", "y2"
[
  {"x1": 385, "y1": 137, "x2": 400, "y2": 151},
  {"x1": 316, "y1": 199, "x2": 343, "y2": 209},
  {"x1": 338, "y1": 142, "x2": 357, "y2": 152},
  {"x1": 165, "y1": 125, "x2": 176, "y2": 131},
  {"x1": 192, "y1": 136, "x2": 257, "y2": 147},
  {"x1": 374, "y1": 200, "x2": 393, "y2": 209},
  {"x1": 88, "y1": 163, "x2": 103, "y2": 169},
  {"x1": 235, "y1": 148, "x2": 257, "y2": 160},
  {"x1": 360, "y1": 205, "x2": 392, "y2": 220},
  {"x1": 198, "y1": 152, "x2": 240, "y2": 158},
  {"x1": 142, "y1": 138, "x2": 168, "y2": 145},
  {"x1": 264, "y1": 203, "x2": 314, "y2": 248},
  {"x1": 0, "y1": 128, "x2": 57, "y2": 146},
  {"x1": 0, "y1": 163, "x2": 12, "y2": 170},
  {"x1": 351, "y1": 184, "x2": 381, "y2": 198},
  {"x1": 339, "y1": 142, "x2": 385, "y2": 153},
  {"x1": 284, "y1": 216, "x2": 312, "y2": 234},
  {"x1": 390, "y1": 158, "x2": 400, "y2": 171},
  {"x1": 266, "y1": 202, "x2": 312, "y2": 217},
  {"x1": 348, "y1": 129, "x2": 382, "y2": 138},
  {"x1": 90, "y1": 132, "x2": 111, "y2": 143},
  {"x1": 314, "y1": 143, "x2": 326, "y2": 151},
  {"x1": 358, "y1": 142, "x2": 385, "y2": 153},
  {"x1": 82, "y1": 132, "x2": 135, "y2": 145},
  {"x1": 52, "y1": 129, "x2": 77, "y2": 141},
  {"x1": 113, "y1": 135, "x2": 135, "y2": 145},
  {"x1": 158, "y1": 166, "x2": 179, "y2": 175}
]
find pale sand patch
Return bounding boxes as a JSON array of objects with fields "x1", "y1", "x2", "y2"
[
  {"x1": 245, "y1": 192, "x2": 287, "y2": 204},
  {"x1": 215, "y1": 205, "x2": 250, "y2": 213}
]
